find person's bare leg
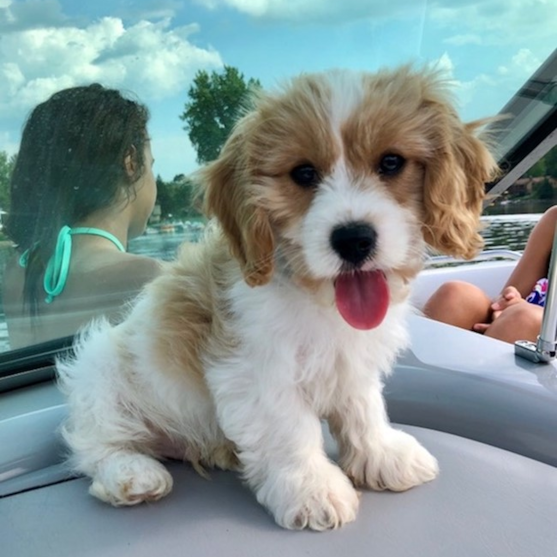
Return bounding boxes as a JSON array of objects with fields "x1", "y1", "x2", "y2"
[
  {"x1": 423, "y1": 281, "x2": 492, "y2": 331},
  {"x1": 484, "y1": 302, "x2": 543, "y2": 344}
]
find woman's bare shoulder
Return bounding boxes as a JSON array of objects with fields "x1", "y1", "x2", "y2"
[
  {"x1": 114, "y1": 252, "x2": 166, "y2": 276},
  {"x1": 79, "y1": 251, "x2": 166, "y2": 292}
]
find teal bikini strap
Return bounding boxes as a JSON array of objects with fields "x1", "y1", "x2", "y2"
[
  {"x1": 20, "y1": 225, "x2": 126, "y2": 304},
  {"x1": 68, "y1": 227, "x2": 126, "y2": 252}
]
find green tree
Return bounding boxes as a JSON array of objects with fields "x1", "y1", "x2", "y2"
[
  {"x1": 0, "y1": 150, "x2": 16, "y2": 212},
  {"x1": 544, "y1": 146, "x2": 557, "y2": 177},
  {"x1": 155, "y1": 175, "x2": 173, "y2": 220},
  {"x1": 180, "y1": 66, "x2": 261, "y2": 164},
  {"x1": 526, "y1": 146, "x2": 557, "y2": 179},
  {"x1": 526, "y1": 158, "x2": 546, "y2": 178},
  {"x1": 156, "y1": 174, "x2": 200, "y2": 220},
  {"x1": 533, "y1": 177, "x2": 555, "y2": 200}
]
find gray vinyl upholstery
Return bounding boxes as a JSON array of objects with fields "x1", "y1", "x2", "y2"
[{"x1": 4, "y1": 424, "x2": 557, "y2": 557}]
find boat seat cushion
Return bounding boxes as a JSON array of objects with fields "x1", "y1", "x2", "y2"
[{"x1": 3, "y1": 425, "x2": 557, "y2": 557}]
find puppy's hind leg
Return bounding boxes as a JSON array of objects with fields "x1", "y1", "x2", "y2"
[{"x1": 57, "y1": 320, "x2": 173, "y2": 506}]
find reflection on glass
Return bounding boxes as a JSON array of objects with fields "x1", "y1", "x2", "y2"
[
  {"x1": 0, "y1": 1, "x2": 555, "y2": 352},
  {"x1": 1, "y1": 84, "x2": 161, "y2": 350}
]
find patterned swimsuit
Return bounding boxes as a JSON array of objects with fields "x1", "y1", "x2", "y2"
[{"x1": 525, "y1": 278, "x2": 548, "y2": 307}]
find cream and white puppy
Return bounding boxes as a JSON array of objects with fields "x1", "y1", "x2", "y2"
[{"x1": 58, "y1": 65, "x2": 498, "y2": 531}]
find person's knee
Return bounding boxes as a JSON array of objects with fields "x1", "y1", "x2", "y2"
[
  {"x1": 488, "y1": 302, "x2": 542, "y2": 343},
  {"x1": 424, "y1": 281, "x2": 487, "y2": 315},
  {"x1": 423, "y1": 280, "x2": 491, "y2": 328},
  {"x1": 507, "y1": 302, "x2": 542, "y2": 327},
  {"x1": 435, "y1": 280, "x2": 481, "y2": 301}
]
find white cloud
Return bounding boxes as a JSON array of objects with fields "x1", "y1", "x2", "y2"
[
  {"x1": 447, "y1": 48, "x2": 545, "y2": 119},
  {"x1": 430, "y1": 0, "x2": 557, "y2": 45},
  {"x1": 497, "y1": 49, "x2": 541, "y2": 78},
  {"x1": 456, "y1": 74, "x2": 499, "y2": 111},
  {"x1": 443, "y1": 34, "x2": 482, "y2": 46},
  {"x1": 0, "y1": 16, "x2": 222, "y2": 119},
  {"x1": 424, "y1": 49, "x2": 542, "y2": 121},
  {"x1": 0, "y1": 7, "x2": 223, "y2": 178},
  {"x1": 433, "y1": 52, "x2": 454, "y2": 74},
  {"x1": 510, "y1": 48, "x2": 542, "y2": 76}
]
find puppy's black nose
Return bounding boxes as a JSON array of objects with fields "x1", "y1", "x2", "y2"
[{"x1": 330, "y1": 222, "x2": 377, "y2": 266}]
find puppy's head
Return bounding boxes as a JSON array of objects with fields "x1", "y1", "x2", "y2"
[{"x1": 200, "y1": 65, "x2": 498, "y2": 321}]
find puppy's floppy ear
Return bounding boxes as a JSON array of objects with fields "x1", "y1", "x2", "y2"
[
  {"x1": 422, "y1": 117, "x2": 499, "y2": 260},
  {"x1": 199, "y1": 119, "x2": 275, "y2": 287}
]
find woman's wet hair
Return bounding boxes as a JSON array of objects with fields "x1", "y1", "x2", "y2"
[{"x1": 5, "y1": 83, "x2": 150, "y2": 315}]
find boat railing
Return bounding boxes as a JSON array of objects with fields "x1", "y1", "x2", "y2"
[{"x1": 425, "y1": 249, "x2": 522, "y2": 269}]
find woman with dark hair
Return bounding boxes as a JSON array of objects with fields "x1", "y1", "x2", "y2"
[{"x1": 2, "y1": 84, "x2": 162, "y2": 349}]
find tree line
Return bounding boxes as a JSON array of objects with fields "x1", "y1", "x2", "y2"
[{"x1": 522, "y1": 147, "x2": 557, "y2": 200}]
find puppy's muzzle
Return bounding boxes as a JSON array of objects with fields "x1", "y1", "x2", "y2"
[{"x1": 330, "y1": 222, "x2": 377, "y2": 267}]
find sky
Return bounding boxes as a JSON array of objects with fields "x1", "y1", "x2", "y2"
[{"x1": 0, "y1": 0, "x2": 555, "y2": 180}]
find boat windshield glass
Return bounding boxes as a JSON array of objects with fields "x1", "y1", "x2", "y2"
[{"x1": 0, "y1": 0, "x2": 555, "y2": 358}]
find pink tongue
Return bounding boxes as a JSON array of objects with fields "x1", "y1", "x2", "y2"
[{"x1": 334, "y1": 270, "x2": 389, "y2": 330}]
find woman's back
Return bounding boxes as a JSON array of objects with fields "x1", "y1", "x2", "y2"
[
  {"x1": 3, "y1": 244, "x2": 162, "y2": 349},
  {"x1": 2, "y1": 84, "x2": 162, "y2": 350}
]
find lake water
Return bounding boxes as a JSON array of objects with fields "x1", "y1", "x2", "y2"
[
  {"x1": 130, "y1": 210, "x2": 545, "y2": 259},
  {"x1": 479, "y1": 199, "x2": 553, "y2": 251},
  {"x1": 0, "y1": 203, "x2": 552, "y2": 354},
  {"x1": 139, "y1": 217, "x2": 540, "y2": 256}
]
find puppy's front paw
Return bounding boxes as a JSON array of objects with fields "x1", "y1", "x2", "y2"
[
  {"x1": 90, "y1": 452, "x2": 173, "y2": 506},
  {"x1": 262, "y1": 462, "x2": 360, "y2": 531},
  {"x1": 343, "y1": 429, "x2": 439, "y2": 492}
]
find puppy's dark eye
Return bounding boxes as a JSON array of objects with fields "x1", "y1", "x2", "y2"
[
  {"x1": 290, "y1": 164, "x2": 320, "y2": 188},
  {"x1": 378, "y1": 154, "x2": 405, "y2": 176}
]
